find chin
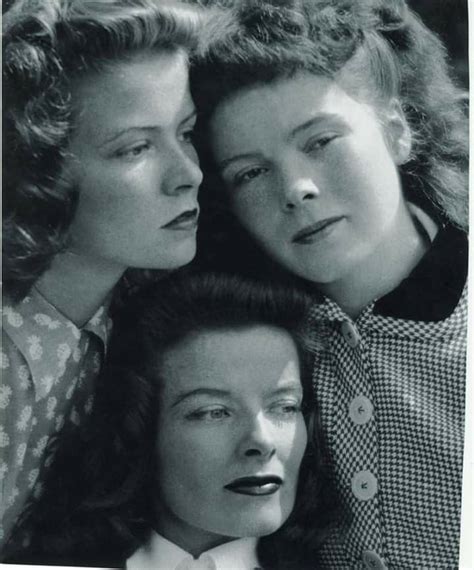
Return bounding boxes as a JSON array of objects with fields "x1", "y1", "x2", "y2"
[
  {"x1": 291, "y1": 258, "x2": 349, "y2": 285},
  {"x1": 244, "y1": 518, "x2": 288, "y2": 538},
  {"x1": 228, "y1": 509, "x2": 291, "y2": 539}
]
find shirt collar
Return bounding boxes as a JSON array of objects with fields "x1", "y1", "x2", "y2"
[
  {"x1": 126, "y1": 532, "x2": 259, "y2": 570},
  {"x1": 2, "y1": 286, "x2": 112, "y2": 387},
  {"x1": 373, "y1": 221, "x2": 467, "y2": 321},
  {"x1": 310, "y1": 205, "x2": 467, "y2": 323}
]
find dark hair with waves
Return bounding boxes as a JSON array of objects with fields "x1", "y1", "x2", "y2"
[
  {"x1": 8, "y1": 272, "x2": 335, "y2": 569},
  {"x1": 191, "y1": 0, "x2": 468, "y2": 277},
  {"x1": 3, "y1": 0, "x2": 210, "y2": 302}
]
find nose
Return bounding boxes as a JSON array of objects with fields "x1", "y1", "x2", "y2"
[
  {"x1": 164, "y1": 143, "x2": 203, "y2": 195},
  {"x1": 279, "y1": 160, "x2": 320, "y2": 211},
  {"x1": 239, "y1": 413, "x2": 276, "y2": 460}
]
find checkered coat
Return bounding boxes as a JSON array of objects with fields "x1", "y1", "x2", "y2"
[{"x1": 308, "y1": 225, "x2": 467, "y2": 570}]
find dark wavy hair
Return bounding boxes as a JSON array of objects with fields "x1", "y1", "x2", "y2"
[
  {"x1": 2, "y1": 0, "x2": 213, "y2": 302},
  {"x1": 190, "y1": 0, "x2": 468, "y2": 277},
  {"x1": 8, "y1": 272, "x2": 335, "y2": 569}
]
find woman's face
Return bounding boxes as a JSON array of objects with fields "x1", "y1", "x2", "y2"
[
  {"x1": 67, "y1": 50, "x2": 202, "y2": 273},
  {"x1": 154, "y1": 325, "x2": 307, "y2": 553},
  {"x1": 208, "y1": 72, "x2": 414, "y2": 288}
]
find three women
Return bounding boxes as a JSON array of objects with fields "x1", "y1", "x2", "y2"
[{"x1": 2, "y1": 0, "x2": 468, "y2": 567}]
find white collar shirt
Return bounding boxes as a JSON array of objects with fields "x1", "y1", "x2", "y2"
[{"x1": 126, "y1": 532, "x2": 260, "y2": 570}]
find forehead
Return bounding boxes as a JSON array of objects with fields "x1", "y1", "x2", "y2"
[
  {"x1": 159, "y1": 325, "x2": 301, "y2": 397},
  {"x1": 70, "y1": 50, "x2": 192, "y2": 139},
  {"x1": 209, "y1": 71, "x2": 374, "y2": 147}
]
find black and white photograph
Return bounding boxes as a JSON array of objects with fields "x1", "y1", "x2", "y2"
[{"x1": 1, "y1": 0, "x2": 471, "y2": 568}]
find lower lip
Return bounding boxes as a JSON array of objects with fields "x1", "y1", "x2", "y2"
[
  {"x1": 294, "y1": 217, "x2": 343, "y2": 245},
  {"x1": 163, "y1": 218, "x2": 198, "y2": 231},
  {"x1": 225, "y1": 483, "x2": 281, "y2": 496}
]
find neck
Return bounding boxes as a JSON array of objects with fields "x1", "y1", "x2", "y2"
[
  {"x1": 318, "y1": 211, "x2": 432, "y2": 319},
  {"x1": 35, "y1": 251, "x2": 125, "y2": 327},
  {"x1": 153, "y1": 506, "x2": 234, "y2": 558}
]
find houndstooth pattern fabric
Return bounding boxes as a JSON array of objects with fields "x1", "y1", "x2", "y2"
[{"x1": 309, "y1": 284, "x2": 467, "y2": 570}]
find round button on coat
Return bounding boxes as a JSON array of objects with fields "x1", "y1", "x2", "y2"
[
  {"x1": 349, "y1": 395, "x2": 373, "y2": 425},
  {"x1": 340, "y1": 320, "x2": 361, "y2": 348},
  {"x1": 351, "y1": 470, "x2": 377, "y2": 501},
  {"x1": 362, "y1": 550, "x2": 388, "y2": 570}
]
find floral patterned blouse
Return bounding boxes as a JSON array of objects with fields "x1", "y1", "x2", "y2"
[{"x1": 0, "y1": 286, "x2": 112, "y2": 551}]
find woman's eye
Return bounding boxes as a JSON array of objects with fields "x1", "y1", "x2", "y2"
[
  {"x1": 115, "y1": 142, "x2": 151, "y2": 160},
  {"x1": 305, "y1": 134, "x2": 337, "y2": 154},
  {"x1": 187, "y1": 407, "x2": 231, "y2": 422},
  {"x1": 180, "y1": 127, "x2": 196, "y2": 144},
  {"x1": 234, "y1": 166, "x2": 268, "y2": 186},
  {"x1": 270, "y1": 401, "x2": 303, "y2": 418}
]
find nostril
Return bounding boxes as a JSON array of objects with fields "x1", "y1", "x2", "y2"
[{"x1": 244, "y1": 448, "x2": 262, "y2": 457}]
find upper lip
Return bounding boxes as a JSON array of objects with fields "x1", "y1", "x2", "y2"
[
  {"x1": 162, "y1": 207, "x2": 199, "y2": 228},
  {"x1": 224, "y1": 475, "x2": 283, "y2": 490},
  {"x1": 292, "y1": 215, "x2": 344, "y2": 243}
]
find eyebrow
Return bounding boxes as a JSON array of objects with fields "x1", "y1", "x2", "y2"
[
  {"x1": 217, "y1": 112, "x2": 342, "y2": 171},
  {"x1": 269, "y1": 382, "x2": 303, "y2": 398},
  {"x1": 287, "y1": 112, "x2": 342, "y2": 141},
  {"x1": 101, "y1": 109, "x2": 197, "y2": 146},
  {"x1": 218, "y1": 152, "x2": 262, "y2": 172},
  {"x1": 172, "y1": 387, "x2": 231, "y2": 408},
  {"x1": 171, "y1": 380, "x2": 303, "y2": 408}
]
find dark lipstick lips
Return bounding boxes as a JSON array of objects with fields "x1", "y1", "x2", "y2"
[
  {"x1": 292, "y1": 216, "x2": 344, "y2": 244},
  {"x1": 224, "y1": 475, "x2": 283, "y2": 496},
  {"x1": 162, "y1": 208, "x2": 199, "y2": 228}
]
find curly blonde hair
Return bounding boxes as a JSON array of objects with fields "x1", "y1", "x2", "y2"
[{"x1": 3, "y1": 0, "x2": 206, "y2": 301}]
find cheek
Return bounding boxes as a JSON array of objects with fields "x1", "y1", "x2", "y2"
[
  {"x1": 73, "y1": 168, "x2": 159, "y2": 234},
  {"x1": 76, "y1": 155, "x2": 161, "y2": 207},
  {"x1": 74, "y1": 159, "x2": 119, "y2": 204},
  {"x1": 232, "y1": 192, "x2": 279, "y2": 244},
  {"x1": 275, "y1": 418, "x2": 308, "y2": 473},
  {"x1": 157, "y1": 429, "x2": 225, "y2": 491},
  {"x1": 328, "y1": 147, "x2": 400, "y2": 218},
  {"x1": 346, "y1": 134, "x2": 400, "y2": 188}
]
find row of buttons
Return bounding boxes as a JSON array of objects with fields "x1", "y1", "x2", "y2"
[{"x1": 340, "y1": 322, "x2": 387, "y2": 569}]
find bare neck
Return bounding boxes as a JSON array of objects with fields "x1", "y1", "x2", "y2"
[
  {"x1": 318, "y1": 218, "x2": 431, "y2": 320},
  {"x1": 35, "y1": 252, "x2": 125, "y2": 327}
]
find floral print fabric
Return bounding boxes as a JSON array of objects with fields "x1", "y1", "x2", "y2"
[{"x1": 0, "y1": 287, "x2": 111, "y2": 549}]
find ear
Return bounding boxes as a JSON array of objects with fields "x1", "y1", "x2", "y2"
[{"x1": 384, "y1": 98, "x2": 412, "y2": 165}]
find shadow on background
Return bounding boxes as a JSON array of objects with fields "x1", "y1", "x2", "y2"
[{"x1": 409, "y1": 0, "x2": 469, "y2": 88}]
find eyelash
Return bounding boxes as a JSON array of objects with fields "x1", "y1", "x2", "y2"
[
  {"x1": 229, "y1": 133, "x2": 339, "y2": 186},
  {"x1": 186, "y1": 407, "x2": 231, "y2": 422},
  {"x1": 114, "y1": 141, "x2": 151, "y2": 160},
  {"x1": 305, "y1": 134, "x2": 338, "y2": 154},
  {"x1": 180, "y1": 127, "x2": 196, "y2": 144},
  {"x1": 113, "y1": 125, "x2": 196, "y2": 161},
  {"x1": 270, "y1": 401, "x2": 303, "y2": 418},
  {"x1": 234, "y1": 166, "x2": 268, "y2": 186}
]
